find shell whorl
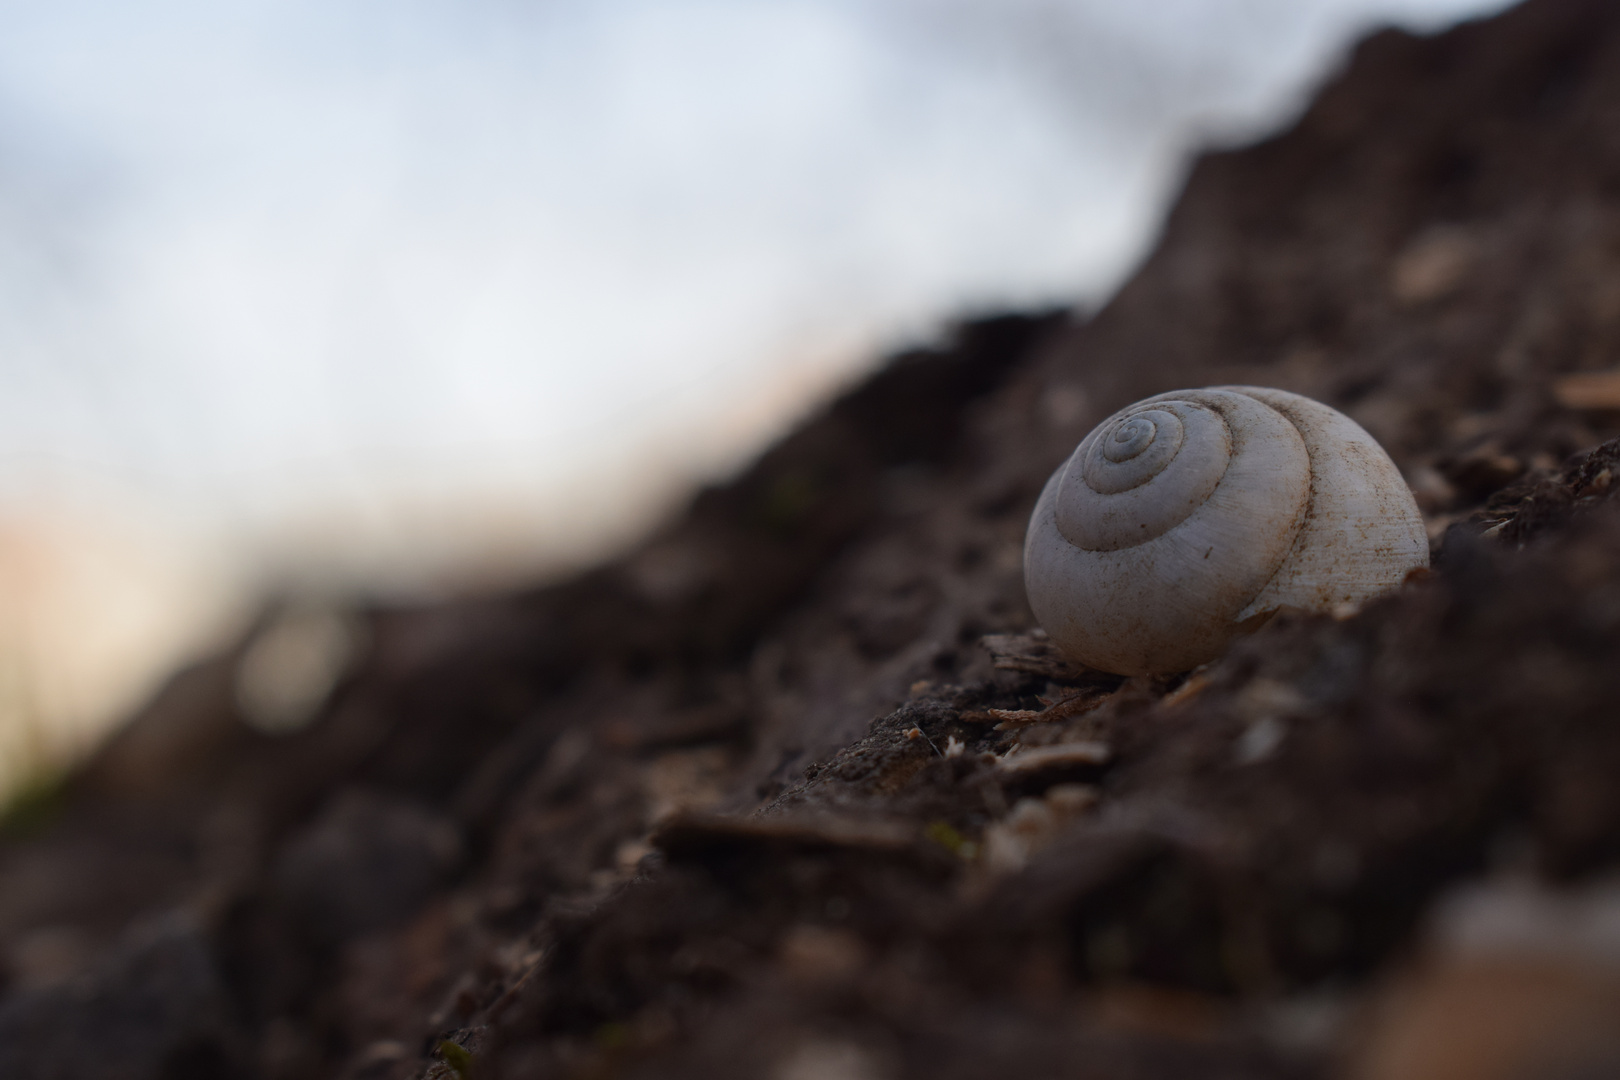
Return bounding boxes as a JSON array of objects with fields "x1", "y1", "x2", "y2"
[
  {"x1": 1055, "y1": 389, "x2": 1310, "y2": 558},
  {"x1": 1024, "y1": 386, "x2": 1430, "y2": 675},
  {"x1": 1057, "y1": 404, "x2": 1226, "y2": 550}
]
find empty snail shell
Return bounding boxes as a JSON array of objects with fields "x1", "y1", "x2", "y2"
[{"x1": 1023, "y1": 386, "x2": 1428, "y2": 675}]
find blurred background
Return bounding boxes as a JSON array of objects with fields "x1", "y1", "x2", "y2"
[{"x1": 0, "y1": 0, "x2": 1509, "y2": 799}]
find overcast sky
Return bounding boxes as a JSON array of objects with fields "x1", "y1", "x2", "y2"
[{"x1": 0, "y1": 0, "x2": 1510, "y2": 590}]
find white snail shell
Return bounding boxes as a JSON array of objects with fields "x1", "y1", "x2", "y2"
[{"x1": 1023, "y1": 386, "x2": 1428, "y2": 675}]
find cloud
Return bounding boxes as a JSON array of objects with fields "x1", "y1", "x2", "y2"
[{"x1": 0, "y1": 0, "x2": 1511, "y2": 576}]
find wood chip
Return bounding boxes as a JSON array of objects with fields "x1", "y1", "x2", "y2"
[
  {"x1": 1161, "y1": 673, "x2": 1210, "y2": 710},
  {"x1": 1553, "y1": 371, "x2": 1620, "y2": 410}
]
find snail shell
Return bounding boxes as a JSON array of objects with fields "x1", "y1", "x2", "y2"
[{"x1": 1023, "y1": 386, "x2": 1428, "y2": 675}]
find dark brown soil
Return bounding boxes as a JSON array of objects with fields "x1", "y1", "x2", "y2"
[{"x1": 9, "y1": 1, "x2": 1620, "y2": 1077}]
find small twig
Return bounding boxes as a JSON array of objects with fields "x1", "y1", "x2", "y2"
[
  {"x1": 904, "y1": 726, "x2": 945, "y2": 757},
  {"x1": 960, "y1": 686, "x2": 1112, "y2": 729}
]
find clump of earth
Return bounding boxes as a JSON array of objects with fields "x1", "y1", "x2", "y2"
[{"x1": 6, "y1": 1, "x2": 1620, "y2": 1077}]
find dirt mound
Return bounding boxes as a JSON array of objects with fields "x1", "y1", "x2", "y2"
[{"x1": 8, "y1": 1, "x2": 1620, "y2": 1077}]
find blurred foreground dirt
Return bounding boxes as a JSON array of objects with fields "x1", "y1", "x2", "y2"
[{"x1": 9, "y1": 1, "x2": 1620, "y2": 1077}]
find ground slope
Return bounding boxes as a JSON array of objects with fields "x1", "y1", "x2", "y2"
[{"x1": 7, "y1": 0, "x2": 1620, "y2": 1077}]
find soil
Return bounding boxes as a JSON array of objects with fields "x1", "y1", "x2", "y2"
[{"x1": 8, "y1": 1, "x2": 1620, "y2": 1077}]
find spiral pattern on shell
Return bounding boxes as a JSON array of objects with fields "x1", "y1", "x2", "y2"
[{"x1": 1023, "y1": 386, "x2": 1429, "y2": 675}]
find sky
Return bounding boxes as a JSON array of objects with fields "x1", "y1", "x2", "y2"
[{"x1": 0, "y1": 0, "x2": 1511, "y2": 790}]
